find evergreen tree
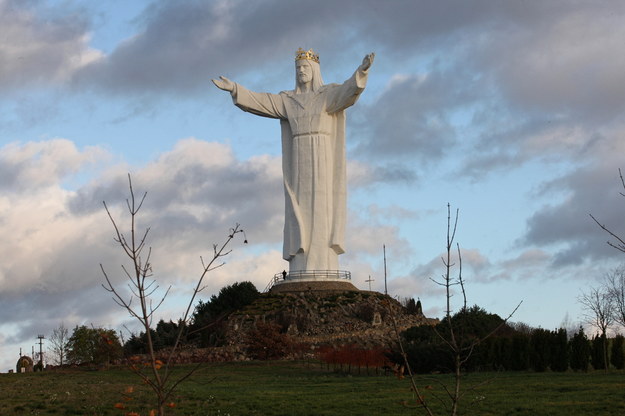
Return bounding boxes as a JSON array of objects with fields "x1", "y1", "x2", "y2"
[
  {"x1": 155, "y1": 319, "x2": 181, "y2": 347},
  {"x1": 124, "y1": 332, "x2": 150, "y2": 355},
  {"x1": 399, "y1": 305, "x2": 515, "y2": 373},
  {"x1": 550, "y1": 328, "x2": 569, "y2": 372},
  {"x1": 189, "y1": 281, "x2": 260, "y2": 347},
  {"x1": 591, "y1": 334, "x2": 609, "y2": 371},
  {"x1": 529, "y1": 328, "x2": 551, "y2": 372},
  {"x1": 485, "y1": 337, "x2": 510, "y2": 371},
  {"x1": 509, "y1": 333, "x2": 531, "y2": 370},
  {"x1": 123, "y1": 319, "x2": 184, "y2": 354},
  {"x1": 569, "y1": 327, "x2": 590, "y2": 372},
  {"x1": 611, "y1": 334, "x2": 625, "y2": 370},
  {"x1": 405, "y1": 298, "x2": 417, "y2": 314},
  {"x1": 404, "y1": 298, "x2": 423, "y2": 315}
]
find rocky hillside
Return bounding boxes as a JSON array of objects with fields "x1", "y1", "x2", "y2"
[{"x1": 224, "y1": 290, "x2": 436, "y2": 355}]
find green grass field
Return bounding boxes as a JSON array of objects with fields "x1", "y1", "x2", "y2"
[{"x1": 1, "y1": 362, "x2": 623, "y2": 415}]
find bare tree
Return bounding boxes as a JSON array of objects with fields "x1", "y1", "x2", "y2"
[
  {"x1": 604, "y1": 265, "x2": 625, "y2": 330},
  {"x1": 588, "y1": 169, "x2": 625, "y2": 364},
  {"x1": 578, "y1": 285, "x2": 614, "y2": 371},
  {"x1": 590, "y1": 168, "x2": 625, "y2": 254},
  {"x1": 49, "y1": 322, "x2": 69, "y2": 366},
  {"x1": 387, "y1": 304, "x2": 434, "y2": 416},
  {"x1": 101, "y1": 174, "x2": 245, "y2": 416},
  {"x1": 389, "y1": 204, "x2": 520, "y2": 416},
  {"x1": 430, "y1": 205, "x2": 520, "y2": 415}
]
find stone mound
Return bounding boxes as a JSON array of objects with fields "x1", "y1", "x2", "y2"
[{"x1": 224, "y1": 290, "x2": 435, "y2": 356}]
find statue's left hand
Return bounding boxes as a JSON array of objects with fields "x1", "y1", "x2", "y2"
[
  {"x1": 360, "y1": 53, "x2": 375, "y2": 72},
  {"x1": 212, "y1": 76, "x2": 235, "y2": 92}
]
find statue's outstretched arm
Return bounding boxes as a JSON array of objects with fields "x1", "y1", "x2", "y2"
[
  {"x1": 327, "y1": 54, "x2": 374, "y2": 114},
  {"x1": 212, "y1": 76, "x2": 235, "y2": 92},
  {"x1": 216, "y1": 79, "x2": 287, "y2": 119}
]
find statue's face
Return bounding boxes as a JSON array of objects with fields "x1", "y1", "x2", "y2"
[{"x1": 296, "y1": 60, "x2": 313, "y2": 85}]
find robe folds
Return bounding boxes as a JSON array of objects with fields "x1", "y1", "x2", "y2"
[{"x1": 230, "y1": 69, "x2": 368, "y2": 272}]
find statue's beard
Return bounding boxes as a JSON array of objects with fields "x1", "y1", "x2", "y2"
[{"x1": 294, "y1": 61, "x2": 323, "y2": 93}]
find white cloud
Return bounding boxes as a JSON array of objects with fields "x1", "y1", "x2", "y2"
[
  {"x1": 489, "y1": 7, "x2": 625, "y2": 120},
  {"x1": 0, "y1": 139, "x2": 107, "y2": 190},
  {"x1": 0, "y1": 137, "x2": 279, "y2": 311},
  {"x1": 0, "y1": 0, "x2": 103, "y2": 90}
]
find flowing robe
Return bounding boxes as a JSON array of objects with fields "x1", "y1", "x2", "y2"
[{"x1": 230, "y1": 69, "x2": 368, "y2": 272}]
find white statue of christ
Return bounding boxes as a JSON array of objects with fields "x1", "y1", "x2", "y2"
[{"x1": 213, "y1": 48, "x2": 374, "y2": 274}]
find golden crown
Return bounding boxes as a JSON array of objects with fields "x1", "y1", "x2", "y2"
[{"x1": 295, "y1": 47, "x2": 319, "y2": 63}]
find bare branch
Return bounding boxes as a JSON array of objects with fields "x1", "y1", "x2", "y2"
[
  {"x1": 457, "y1": 243, "x2": 467, "y2": 310},
  {"x1": 578, "y1": 284, "x2": 614, "y2": 372},
  {"x1": 589, "y1": 214, "x2": 625, "y2": 253},
  {"x1": 101, "y1": 174, "x2": 244, "y2": 415},
  {"x1": 589, "y1": 169, "x2": 625, "y2": 253},
  {"x1": 404, "y1": 204, "x2": 520, "y2": 415},
  {"x1": 604, "y1": 265, "x2": 625, "y2": 329},
  {"x1": 473, "y1": 301, "x2": 523, "y2": 348},
  {"x1": 578, "y1": 286, "x2": 614, "y2": 336},
  {"x1": 385, "y1": 299, "x2": 435, "y2": 416}
]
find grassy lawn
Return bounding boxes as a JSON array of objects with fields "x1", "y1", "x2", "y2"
[{"x1": 0, "y1": 362, "x2": 623, "y2": 415}]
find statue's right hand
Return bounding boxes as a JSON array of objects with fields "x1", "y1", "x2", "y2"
[{"x1": 212, "y1": 76, "x2": 235, "y2": 92}]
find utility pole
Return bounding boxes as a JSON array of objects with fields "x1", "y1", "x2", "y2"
[
  {"x1": 37, "y1": 334, "x2": 45, "y2": 370},
  {"x1": 383, "y1": 244, "x2": 388, "y2": 295}
]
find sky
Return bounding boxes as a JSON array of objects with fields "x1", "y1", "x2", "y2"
[{"x1": 2, "y1": 0, "x2": 625, "y2": 371}]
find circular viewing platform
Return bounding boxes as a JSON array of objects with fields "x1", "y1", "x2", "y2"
[{"x1": 265, "y1": 270, "x2": 358, "y2": 293}]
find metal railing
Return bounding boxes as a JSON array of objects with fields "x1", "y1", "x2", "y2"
[{"x1": 263, "y1": 269, "x2": 352, "y2": 292}]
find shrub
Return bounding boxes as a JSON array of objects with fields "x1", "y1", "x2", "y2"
[
  {"x1": 591, "y1": 334, "x2": 609, "y2": 370},
  {"x1": 319, "y1": 344, "x2": 390, "y2": 373},
  {"x1": 244, "y1": 322, "x2": 293, "y2": 360},
  {"x1": 569, "y1": 327, "x2": 590, "y2": 372},
  {"x1": 611, "y1": 334, "x2": 624, "y2": 370},
  {"x1": 396, "y1": 305, "x2": 518, "y2": 373},
  {"x1": 509, "y1": 334, "x2": 531, "y2": 371},
  {"x1": 354, "y1": 303, "x2": 375, "y2": 323},
  {"x1": 529, "y1": 328, "x2": 551, "y2": 372},
  {"x1": 550, "y1": 328, "x2": 569, "y2": 372},
  {"x1": 67, "y1": 325, "x2": 122, "y2": 365}
]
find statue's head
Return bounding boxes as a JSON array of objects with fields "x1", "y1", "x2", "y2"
[{"x1": 295, "y1": 48, "x2": 323, "y2": 92}]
